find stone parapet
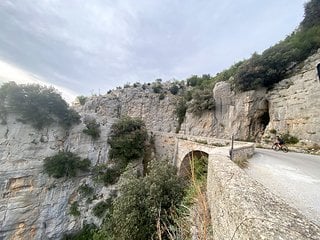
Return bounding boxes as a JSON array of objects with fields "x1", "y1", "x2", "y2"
[{"x1": 207, "y1": 149, "x2": 320, "y2": 240}]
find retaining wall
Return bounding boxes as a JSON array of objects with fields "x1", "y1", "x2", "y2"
[{"x1": 206, "y1": 148, "x2": 320, "y2": 239}]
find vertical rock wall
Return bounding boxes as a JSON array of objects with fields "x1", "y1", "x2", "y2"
[
  {"x1": 0, "y1": 112, "x2": 112, "y2": 239},
  {"x1": 265, "y1": 50, "x2": 320, "y2": 144}
]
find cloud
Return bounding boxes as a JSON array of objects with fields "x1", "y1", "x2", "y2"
[
  {"x1": 0, "y1": 59, "x2": 77, "y2": 103},
  {"x1": 0, "y1": 0, "x2": 306, "y2": 96}
]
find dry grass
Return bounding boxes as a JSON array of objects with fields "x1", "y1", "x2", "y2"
[
  {"x1": 157, "y1": 154, "x2": 213, "y2": 240},
  {"x1": 234, "y1": 158, "x2": 249, "y2": 169}
]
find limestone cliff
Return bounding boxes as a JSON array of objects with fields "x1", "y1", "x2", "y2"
[{"x1": 0, "y1": 112, "x2": 112, "y2": 239}]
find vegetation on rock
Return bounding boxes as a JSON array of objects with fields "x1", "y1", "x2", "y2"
[
  {"x1": 77, "y1": 95, "x2": 87, "y2": 105},
  {"x1": 62, "y1": 224, "x2": 97, "y2": 240},
  {"x1": 83, "y1": 118, "x2": 100, "y2": 139},
  {"x1": 108, "y1": 116, "x2": 148, "y2": 164},
  {"x1": 78, "y1": 183, "x2": 94, "y2": 197},
  {"x1": 69, "y1": 201, "x2": 81, "y2": 217},
  {"x1": 0, "y1": 82, "x2": 80, "y2": 129},
  {"x1": 43, "y1": 151, "x2": 90, "y2": 178},
  {"x1": 281, "y1": 132, "x2": 299, "y2": 144}
]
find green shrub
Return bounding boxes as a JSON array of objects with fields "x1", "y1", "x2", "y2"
[
  {"x1": 0, "y1": 82, "x2": 80, "y2": 129},
  {"x1": 108, "y1": 116, "x2": 148, "y2": 163},
  {"x1": 189, "y1": 89, "x2": 215, "y2": 116},
  {"x1": 69, "y1": 201, "x2": 80, "y2": 217},
  {"x1": 77, "y1": 96, "x2": 87, "y2": 105},
  {"x1": 83, "y1": 119, "x2": 100, "y2": 139},
  {"x1": 152, "y1": 84, "x2": 163, "y2": 93},
  {"x1": 43, "y1": 151, "x2": 91, "y2": 178},
  {"x1": 159, "y1": 93, "x2": 165, "y2": 100},
  {"x1": 110, "y1": 160, "x2": 186, "y2": 240},
  {"x1": 269, "y1": 129, "x2": 277, "y2": 134},
  {"x1": 93, "y1": 164, "x2": 122, "y2": 186},
  {"x1": 300, "y1": 0, "x2": 320, "y2": 29},
  {"x1": 78, "y1": 184, "x2": 94, "y2": 197},
  {"x1": 175, "y1": 98, "x2": 187, "y2": 133},
  {"x1": 62, "y1": 224, "x2": 97, "y2": 240},
  {"x1": 92, "y1": 199, "x2": 112, "y2": 218},
  {"x1": 169, "y1": 84, "x2": 179, "y2": 95},
  {"x1": 281, "y1": 133, "x2": 299, "y2": 144}
]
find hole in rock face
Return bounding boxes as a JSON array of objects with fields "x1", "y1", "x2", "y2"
[
  {"x1": 250, "y1": 100, "x2": 270, "y2": 141},
  {"x1": 317, "y1": 63, "x2": 320, "y2": 81}
]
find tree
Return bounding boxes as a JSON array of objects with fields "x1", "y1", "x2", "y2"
[
  {"x1": 301, "y1": 0, "x2": 320, "y2": 29},
  {"x1": 0, "y1": 82, "x2": 80, "y2": 129},
  {"x1": 108, "y1": 116, "x2": 148, "y2": 164},
  {"x1": 110, "y1": 160, "x2": 186, "y2": 240},
  {"x1": 43, "y1": 151, "x2": 90, "y2": 178}
]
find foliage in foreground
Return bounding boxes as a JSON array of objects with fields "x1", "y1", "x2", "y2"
[
  {"x1": 0, "y1": 82, "x2": 80, "y2": 129},
  {"x1": 43, "y1": 151, "x2": 91, "y2": 178},
  {"x1": 94, "y1": 160, "x2": 186, "y2": 240}
]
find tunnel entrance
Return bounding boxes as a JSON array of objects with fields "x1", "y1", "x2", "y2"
[
  {"x1": 249, "y1": 100, "x2": 270, "y2": 141},
  {"x1": 317, "y1": 63, "x2": 320, "y2": 81},
  {"x1": 180, "y1": 150, "x2": 209, "y2": 181}
]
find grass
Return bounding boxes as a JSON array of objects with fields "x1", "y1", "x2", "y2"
[
  {"x1": 157, "y1": 155, "x2": 212, "y2": 239},
  {"x1": 233, "y1": 158, "x2": 249, "y2": 169}
]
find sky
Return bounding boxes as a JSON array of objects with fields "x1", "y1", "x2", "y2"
[{"x1": 0, "y1": 0, "x2": 307, "y2": 102}]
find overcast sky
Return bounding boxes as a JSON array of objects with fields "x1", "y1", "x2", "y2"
[{"x1": 0, "y1": 0, "x2": 307, "y2": 102}]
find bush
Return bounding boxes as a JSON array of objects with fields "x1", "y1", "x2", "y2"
[
  {"x1": 110, "y1": 160, "x2": 186, "y2": 240},
  {"x1": 92, "y1": 199, "x2": 112, "y2": 218},
  {"x1": 169, "y1": 84, "x2": 179, "y2": 95},
  {"x1": 43, "y1": 151, "x2": 91, "y2": 178},
  {"x1": 69, "y1": 201, "x2": 80, "y2": 217},
  {"x1": 0, "y1": 82, "x2": 80, "y2": 129},
  {"x1": 108, "y1": 116, "x2": 148, "y2": 163},
  {"x1": 300, "y1": 0, "x2": 320, "y2": 29},
  {"x1": 62, "y1": 224, "x2": 97, "y2": 240},
  {"x1": 281, "y1": 133, "x2": 299, "y2": 144},
  {"x1": 269, "y1": 129, "x2": 277, "y2": 134},
  {"x1": 83, "y1": 119, "x2": 100, "y2": 139},
  {"x1": 175, "y1": 99, "x2": 187, "y2": 133},
  {"x1": 159, "y1": 93, "x2": 165, "y2": 100},
  {"x1": 189, "y1": 89, "x2": 215, "y2": 116},
  {"x1": 78, "y1": 184, "x2": 94, "y2": 197},
  {"x1": 93, "y1": 164, "x2": 122, "y2": 186},
  {"x1": 77, "y1": 96, "x2": 87, "y2": 105},
  {"x1": 152, "y1": 84, "x2": 163, "y2": 93}
]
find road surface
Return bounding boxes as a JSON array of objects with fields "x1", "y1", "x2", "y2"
[{"x1": 245, "y1": 148, "x2": 320, "y2": 225}]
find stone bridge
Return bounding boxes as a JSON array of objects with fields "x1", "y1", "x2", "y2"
[
  {"x1": 152, "y1": 131, "x2": 253, "y2": 171},
  {"x1": 153, "y1": 132, "x2": 320, "y2": 240}
]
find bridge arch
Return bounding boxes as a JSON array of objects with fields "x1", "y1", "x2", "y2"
[{"x1": 179, "y1": 150, "x2": 209, "y2": 179}]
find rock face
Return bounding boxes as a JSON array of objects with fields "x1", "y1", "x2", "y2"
[
  {"x1": 184, "y1": 50, "x2": 320, "y2": 144},
  {"x1": 0, "y1": 113, "x2": 112, "y2": 239},
  {"x1": 265, "y1": 51, "x2": 320, "y2": 144}
]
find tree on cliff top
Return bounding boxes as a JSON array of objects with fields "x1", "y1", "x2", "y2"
[
  {"x1": 301, "y1": 0, "x2": 320, "y2": 29},
  {"x1": 0, "y1": 82, "x2": 80, "y2": 129}
]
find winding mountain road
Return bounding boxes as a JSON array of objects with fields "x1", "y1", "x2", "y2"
[{"x1": 246, "y1": 148, "x2": 320, "y2": 225}]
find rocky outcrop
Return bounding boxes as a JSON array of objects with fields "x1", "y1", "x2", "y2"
[
  {"x1": 264, "y1": 50, "x2": 320, "y2": 145},
  {"x1": 211, "y1": 82, "x2": 268, "y2": 140},
  {"x1": 0, "y1": 113, "x2": 112, "y2": 239}
]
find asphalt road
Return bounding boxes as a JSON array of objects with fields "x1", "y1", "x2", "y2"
[{"x1": 245, "y1": 148, "x2": 320, "y2": 225}]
